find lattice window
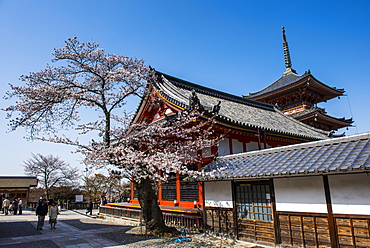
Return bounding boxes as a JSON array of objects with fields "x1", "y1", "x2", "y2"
[
  {"x1": 162, "y1": 178, "x2": 177, "y2": 201},
  {"x1": 236, "y1": 182, "x2": 272, "y2": 221}
]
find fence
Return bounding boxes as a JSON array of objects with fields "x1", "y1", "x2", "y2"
[
  {"x1": 99, "y1": 205, "x2": 202, "y2": 232},
  {"x1": 27, "y1": 201, "x2": 100, "y2": 211}
]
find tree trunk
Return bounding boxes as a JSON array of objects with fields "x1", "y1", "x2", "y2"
[{"x1": 136, "y1": 178, "x2": 179, "y2": 235}]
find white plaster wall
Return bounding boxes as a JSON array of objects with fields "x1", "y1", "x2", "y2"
[
  {"x1": 246, "y1": 141, "x2": 259, "y2": 152},
  {"x1": 218, "y1": 139, "x2": 230, "y2": 156},
  {"x1": 204, "y1": 181, "x2": 233, "y2": 208},
  {"x1": 274, "y1": 176, "x2": 327, "y2": 213},
  {"x1": 329, "y1": 173, "x2": 370, "y2": 215},
  {"x1": 232, "y1": 139, "x2": 243, "y2": 154}
]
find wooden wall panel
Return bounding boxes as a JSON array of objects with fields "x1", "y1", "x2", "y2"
[
  {"x1": 238, "y1": 219, "x2": 275, "y2": 246},
  {"x1": 204, "y1": 207, "x2": 236, "y2": 238},
  {"x1": 278, "y1": 212, "x2": 330, "y2": 247},
  {"x1": 335, "y1": 217, "x2": 370, "y2": 248}
]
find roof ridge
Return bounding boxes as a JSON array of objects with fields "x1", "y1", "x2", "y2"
[
  {"x1": 246, "y1": 71, "x2": 307, "y2": 97},
  {"x1": 157, "y1": 71, "x2": 275, "y2": 111}
]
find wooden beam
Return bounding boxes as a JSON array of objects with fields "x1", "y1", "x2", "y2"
[
  {"x1": 323, "y1": 175, "x2": 339, "y2": 247},
  {"x1": 269, "y1": 179, "x2": 280, "y2": 245}
]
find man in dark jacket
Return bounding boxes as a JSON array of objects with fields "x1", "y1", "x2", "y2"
[
  {"x1": 12, "y1": 198, "x2": 18, "y2": 215},
  {"x1": 36, "y1": 199, "x2": 48, "y2": 230},
  {"x1": 86, "y1": 200, "x2": 93, "y2": 215}
]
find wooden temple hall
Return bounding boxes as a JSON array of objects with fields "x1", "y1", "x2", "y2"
[{"x1": 99, "y1": 28, "x2": 364, "y2": 247}]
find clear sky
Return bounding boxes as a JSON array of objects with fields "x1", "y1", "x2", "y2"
[{"x1": 1, "y1": 0, "x2": 369, "y2": 176}]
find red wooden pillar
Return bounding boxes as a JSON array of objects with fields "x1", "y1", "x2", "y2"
[
  {"x1": 158, "y1": 180, "x2": 162, "y2": 203},
  {"x1": 176, "y1": 173, "x2": 180, "y2": 206},
  {"x1": 197, "y1": 162, "x2": 203, "y2": 208},
  {"x1": 130, "y1": 182, "x2": 135, "y2": 202}
]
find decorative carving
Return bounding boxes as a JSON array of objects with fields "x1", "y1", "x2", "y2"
[
  {"x1": 212, "y1": 101, "x2": 221, "y2": 115},
  {"x1": 188, "y1": 89, "x2": 203, "y2": 111}
]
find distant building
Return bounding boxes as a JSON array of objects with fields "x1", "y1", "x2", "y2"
[
  {"x1": 0, "y1": 176, "x2": 38, "y2": 206},
  {"x1": 246, "y1": 27, "x2": 352, "y2": 133}
]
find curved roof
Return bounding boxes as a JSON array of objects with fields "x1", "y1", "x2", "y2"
[
  {"x1": 246, "y1": 71, "x2": 345, "y2": 99},
  {"x1": 292, "y1": 107, "x2": 353, "y2": 125},
  {"x1": 200, "y1": 132, "x2": 370, "y2": 180},
  {"x1": 152, "y1": 71, "x2": 330, "y2": 140}
]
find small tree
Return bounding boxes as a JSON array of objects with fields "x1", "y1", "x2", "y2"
[
  {"x1": 82, "y1": 173, "x2": 109, "y2": 202},
  {"x1": 23, "y1": 153, "x2": 79, "y2": 199},
  {"x1": 83, "y1": 171, "x2": 128, "y2": 203}
]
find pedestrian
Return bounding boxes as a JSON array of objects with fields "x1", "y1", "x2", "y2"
[
  {"x1": 12, "y1": 198, "x2": 18, "y2": 215},
  {"x1": 86, "y1": 200, "x2": 93, "y2": 215},
  {"x1": 18, "y1": 198, "x2": 23, "y2": 215},
  {"x1": 49, "y1": 202, "x2": 59, "y2": 229},
  {"x1": 3, "y1": 197, "x2": 10, "y2": 215},
  {"x1": 36, "y1": 199, "x2": 48, "y2": 230},
  {"x1": 38, "y1": 196, "x2": 43, "y2": 206},
  {"x1": 0, "y1": 194, "x2": 3, "y2": 213}
]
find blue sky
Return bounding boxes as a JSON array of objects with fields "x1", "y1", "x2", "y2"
[{"x1": 1, "y1": 0, "x2": 369, "y2": 175}]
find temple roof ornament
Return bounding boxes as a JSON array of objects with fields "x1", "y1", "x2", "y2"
[{"x1": 282, "y1": 26, "x2": 296, "y2": 74}]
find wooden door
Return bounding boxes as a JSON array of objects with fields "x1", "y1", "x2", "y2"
[{"x1": 235, "y1": 181, "x2": 275, "y2": 246}]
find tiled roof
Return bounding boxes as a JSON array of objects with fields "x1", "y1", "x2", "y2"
[
  {"x1": 0, "y1": 176, "x2": 38, "y2": 188},
  {"x1": 246, "y1": 71, "x2": 344, "y2": 99},
  {"x1": 200, "y1": 132, "x2": 370, "y2": 180},
  {"x1": 153, "y1": 71, "x2": 330, "y2": 140},
  {"x1": 291, "y1": 107, "x2": 353, "y2": 124}
]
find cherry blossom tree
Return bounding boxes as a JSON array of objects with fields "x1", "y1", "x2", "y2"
[
  {"x1": 23, "y1": 153, "x2": 79, "y2": 199},
  {"x1": 82, "y1": 107, "x2": 219, "y2": 233},
  {"x1": 4, "y1": 37, "x2": 149, "y2": 145},
  {"x1": 4, "y1": 37, "x2": 220, "y2": 234}
]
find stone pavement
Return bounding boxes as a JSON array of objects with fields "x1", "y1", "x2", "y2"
[{"x1": 0, "y1": 209, "x2": 133, "y2": 248}]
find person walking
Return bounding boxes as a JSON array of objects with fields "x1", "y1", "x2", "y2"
[
  {"x1": 36, "y1": 199, "x2": 48, "y2": 230},
  {"x1": 18, "y1": 198, "x2": 23, "y2": 215},
  {"x1": 3, "y1": 197, "x2": 10, "y2": 215},
  {"x1": 86, "y1": 200, "x2": 93, "y2": 215},
  {"x1": 0, "y1": 194, "x2": 3, "y2": 214},
  {"x1": 12, "y1": 198, "x2": 18, "y2": 215},
  {"x1": 49, "y1": 202, "x2": 60, "y2": 229}
]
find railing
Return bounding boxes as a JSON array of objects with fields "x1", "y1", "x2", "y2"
[
  {"x1": 99, "y1": 205, "x2": 202, "y2": 232},
  {"x1": 27, "y1": 201, "x2": 100, "y2": 211}
]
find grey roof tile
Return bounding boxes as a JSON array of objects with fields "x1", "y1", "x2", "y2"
[
  {"x1": 201, "y1": 132, "x2": 370, "y2": 180},
  {"x1": 246, "y1": 71, "x2": 345, "y2": 99},
  {"x1": 154, "y1": 71, "x2": 330, "y2": 140}
]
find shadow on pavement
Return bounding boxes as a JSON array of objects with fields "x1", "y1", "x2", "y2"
[
  {"x1": 99, "y1": 228, "x2": 160, "y2": 245},
  {"x1": 0, "y1": 222, "x2": 40, "y2": 238},
  {"x1": 62, "y1": 218, "x2": 132, "y2": 230},
  {"x1": 0, "y1": 240, "x2": 59, "y2": 248}
]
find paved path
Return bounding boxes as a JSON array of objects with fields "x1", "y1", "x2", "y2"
[
  {"x1": 0, "y1": 209, "x2": 259, "y2": 248},
  {"x1": 0, "y1": 209, "x2": 131, "y2": 248}
]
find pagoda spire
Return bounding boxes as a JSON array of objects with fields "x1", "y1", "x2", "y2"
[{"x1": 282, "y1": 26, "x2": 296, "y2": 74}]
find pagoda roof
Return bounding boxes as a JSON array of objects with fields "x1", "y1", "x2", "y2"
[
  {"x1": 245, "y1": 70, "x2": 345, "y2": 101},
  {"x1": 199, "y1": 132, "x2": 370, "y2": 181},
  {"x1": 291, "y1": 107, "x2": 353, "y2": 131},
  {"x1": 149, "y1": 70, "x2": 330, "y2": 141}
]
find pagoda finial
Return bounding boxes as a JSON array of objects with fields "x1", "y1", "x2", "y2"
[{"x1": 282, "y1": 26, "x2": 296, "y2": 74}]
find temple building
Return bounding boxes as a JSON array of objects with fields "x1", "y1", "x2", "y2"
[
  {"x1": 245, "y1": 27, "x2": 353, "y2": 133},
  {"x1": 101, "y1": 28, "x2": 357, "y2": 245},
  {"x1": 118, "y1": 68, "x2": 330, "y2": 210}
]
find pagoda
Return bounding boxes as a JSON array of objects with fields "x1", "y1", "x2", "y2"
[{"x1": 245, "y1": 27, "x2": 353, "y2": 132}]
